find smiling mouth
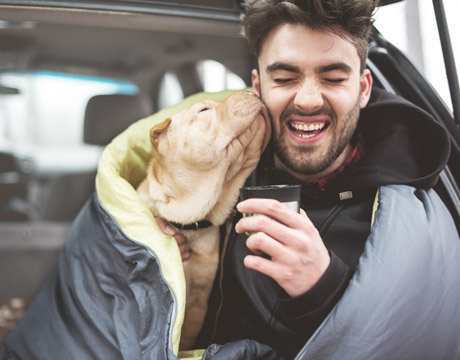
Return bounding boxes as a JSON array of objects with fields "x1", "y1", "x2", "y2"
[{"x1": 289, "y1": 121, "x2": 329, "y2": 139}]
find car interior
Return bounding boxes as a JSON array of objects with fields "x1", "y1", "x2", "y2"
[
  {"x1": 0, "y1": 0, "x2": 459, "y2": 345},
  {"x1": 0, "y1": 2, "x2": 253, "y2": 309}
]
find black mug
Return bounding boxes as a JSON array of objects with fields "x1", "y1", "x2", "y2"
[{"x1": 239, "y1": 184, "x2": 301, "y2": 215}]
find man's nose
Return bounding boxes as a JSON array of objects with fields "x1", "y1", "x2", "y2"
[{"x1": 294, "y1": 81, "x2": 324, "y2": 113}]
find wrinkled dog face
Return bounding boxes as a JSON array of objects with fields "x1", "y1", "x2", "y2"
[
  {"x1": 147, "y1": 90, "x2": 271, "y2": 224},
  {"x1": 153, "y1": 91, "x2": 270, "y2": 172}
]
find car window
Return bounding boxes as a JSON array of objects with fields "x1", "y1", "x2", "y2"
[
  {"x1": 197, "y1": 60, "x2": 247, "y2": 93},
  {"x1": 157, "y1": 72, "x2": 185, "y2": 110},
  {"x1": 157, "y1": 60, "x2": 247, "y2": 109},
  {"x1": 375, "y1": 0, "x2": 459, "y2": 112},
  {"x1": 0, "y1": 72, "x2": 138, "y2": 171},
  {"x1": 0, "y1": 72, "x2": 138, "y2": 222}
]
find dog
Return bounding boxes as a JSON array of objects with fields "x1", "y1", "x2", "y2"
[{"x1": 137, "y1": 90, "x2": 271, "y2": 350}]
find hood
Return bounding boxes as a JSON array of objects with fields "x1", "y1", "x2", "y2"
[
  {"x1": 330, "y1": 87, "x2": 450, "y2": 193},
  {"x1": 255, "y1": 87, "x2": 450, "y2": 199}
]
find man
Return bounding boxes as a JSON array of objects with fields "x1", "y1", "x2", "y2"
[
  {"x1": 3, "y1": 1, "x2": 459, "y2": 359},
  {"x1": 162, "y1": 1, "x2": 460, "y2": 359}
]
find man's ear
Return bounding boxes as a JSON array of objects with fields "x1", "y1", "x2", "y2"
[
  {"x1": 359, "y1": 69, "x2": 373, "y2": 109},
  {"x1": 251, "y1": 69, "x2": 261, "y2": 97},
  {"x1": 150, "y1": 117, "x2": 172, "y2": 148}
]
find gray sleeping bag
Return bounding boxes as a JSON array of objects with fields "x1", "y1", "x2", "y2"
[
  {"x1": 296, "y1": 185, "x2": 460, "y2": 360},
  {"x1": 1, "y1": 88, "x2": 459, "y2": 359}
]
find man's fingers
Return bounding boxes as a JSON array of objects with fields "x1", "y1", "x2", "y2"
[
  {"x1": 155, "y1": 217, "x2": 191, "y2": 260},
  {"x1": 237, "y1": 198, "x2": 311, "y2": 229},
  {"x1": 236, "y1": 214, "x2": 302, "y2": 248},
  {"x1": 155, "y1": 216, "x2": 177, "y2": 236},
  {"x1": 246, "y1": 232, "x2": 289, "y2": 260},
  {"x1": 237, "y1": 200, "x2": 330, "y2": 296},
  {"x1": 244, "y1": 254, "x2": 281, "y2": 281},
  {"x1": 179, "y1": 243, "x2": 191, "y2": 261},
  {"x1": 175, "y1": 232, "x2": 187, "y2": 246}
]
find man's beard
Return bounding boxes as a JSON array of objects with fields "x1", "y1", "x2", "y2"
[{"x1": 263, "y1": 94, "x2": 361, "y2": 176}]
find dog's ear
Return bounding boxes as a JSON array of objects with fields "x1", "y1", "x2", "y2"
[{"x1": 150, "y1": 117, "x2": 172, "y2": 148}]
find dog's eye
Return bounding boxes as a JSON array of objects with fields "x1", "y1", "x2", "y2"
[{"x1": 199, "y1": 107, "x2": 209, "y2": 113}]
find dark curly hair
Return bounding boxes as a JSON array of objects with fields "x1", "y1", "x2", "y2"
[{"x1": 241, "y1": 0, "x2": 380, "y2": 73}]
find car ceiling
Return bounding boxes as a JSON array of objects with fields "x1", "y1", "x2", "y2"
[
  {"x1": 0, "y1": 0, "x2": 403, "y2": 94},
  {"x1": 0, "y1": 4, "x2": 253, "y2": 95}
]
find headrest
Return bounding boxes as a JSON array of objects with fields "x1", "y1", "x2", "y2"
[{"x1": 83, "y1": 94, "x2": 152, "y2": 146}]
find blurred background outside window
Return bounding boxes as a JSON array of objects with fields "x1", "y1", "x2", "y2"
[
  {"x1": 0, "y1": 60, "x2": 247, "y2": 172},
  {"x1": 374, "y1": 0, "x2": 459, "y2": 112},
  {"x1": 157, "y1": 59, "x2": 246, "y2": 109},
  {"x1": 0, "y1": 72, "x2": 137, "y2": 172}
]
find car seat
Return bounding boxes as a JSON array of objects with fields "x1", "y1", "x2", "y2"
[
  {"x1": 41, "y1": 94, "x2": 152, "y2": 221},
  {"x1": 0, "y1": 152, "x2": 36, "y2": 221}
]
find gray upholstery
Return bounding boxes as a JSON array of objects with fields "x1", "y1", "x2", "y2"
[
  {"x1": 83, "y1": 94, "x2": 152, "y2": 145},
  {"x1": 41, "y1": 171, "x2": 96, "y2": 221},
  {"x1": 42, "y1": 94, "x2": 152, "y2": 221}
]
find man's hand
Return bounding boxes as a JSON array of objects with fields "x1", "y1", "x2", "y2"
[
  {"x1": 155, "y1": 217, "x2": 191, "y2": 261},
  {"x1": 235, "y1": 199, "x2": 330, "y2": 297}
]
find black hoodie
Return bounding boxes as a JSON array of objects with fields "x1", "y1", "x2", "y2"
[{"x1": 195, "y1": 88, "x2": 451, "y2": 359}]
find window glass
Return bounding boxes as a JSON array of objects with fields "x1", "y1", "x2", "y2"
[
  {"x1": 0, "y1": 72, "x2": 138, "y2": 172},
  {"x1": 0, "y1": 71, "x2": 139, "y2": 224},
  {"x1": 196, "y1": 60, "x2": 246, "y2": 93},
  {"x1": 157, "y1": 72, "x2": 185, "y2": 109},
  {"x1": 374, "y1": 0, "x2": 460, "y2": 111},
  {"x1": 374, "y1": 2, "x2": 408, "y2": 54},
  {"x1": 428, "y1": 0, "x2": 460, "y2": 110},
  {"x1": 157, "y1": 60, "x2": 247, "y2": 110}
]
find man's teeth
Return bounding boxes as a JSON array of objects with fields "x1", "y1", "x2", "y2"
[
  {"x1": 299, "y1": 133, "x2": 315, "y2": 139},
  {"x1": 291, "y1": 122, "x2": 325, "y2": 131}
]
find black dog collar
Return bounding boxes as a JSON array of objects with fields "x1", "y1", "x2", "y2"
[{"x1": 169, "y1": 220, "x2": 213, "y2": 231}]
